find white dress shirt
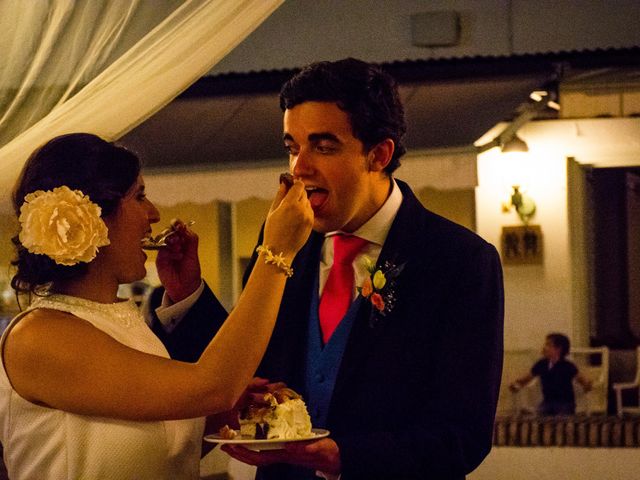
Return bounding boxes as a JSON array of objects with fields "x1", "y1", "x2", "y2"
[
  {"x1": 152, "y1": 281, "x2": 205, "y2": 332},
  {"x1": 319, "y1": 178, "x2": 403, "y2": 297},
  {"x1": 315, "y1": 179, "x2": 402, "y2": 480}
]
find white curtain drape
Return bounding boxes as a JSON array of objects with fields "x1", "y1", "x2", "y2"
[
  {"x1": 0, "y1": 0, "x2": 176, "y2": 146},
  {"x1": 0, "y1": 0, "x2": 284, "y2": 213}
]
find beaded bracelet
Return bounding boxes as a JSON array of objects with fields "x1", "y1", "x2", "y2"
[{"x1": 256, "y1": 245, "x2": 294, "y2": 278}]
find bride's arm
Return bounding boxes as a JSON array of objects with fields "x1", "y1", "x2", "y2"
[{"x1": 3, "y1": 182, "x2": 312, "y2": 421}]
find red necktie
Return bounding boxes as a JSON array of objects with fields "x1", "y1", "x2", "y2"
[{"x1": 319, "y1": 235, "x2": 368, "y2": 344}]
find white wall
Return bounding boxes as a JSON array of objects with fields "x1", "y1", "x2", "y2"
[
  {"x1": 476, "y1": 147, "x2": 572, "y2": 349},
  {"x1": 144, "y1": 149, "x2": 478, "y2": 206},
  {"x1": 476, "y1": 117, "x2": 640, "y2": 350}
]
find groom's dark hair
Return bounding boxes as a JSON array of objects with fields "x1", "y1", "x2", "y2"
[{"x1": 279, "y1": 58, "x2": 407, "y2": 174}]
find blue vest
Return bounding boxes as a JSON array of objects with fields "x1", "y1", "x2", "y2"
[{"x1": 305, "y1": 278, "x2": 362, "y2": 428}]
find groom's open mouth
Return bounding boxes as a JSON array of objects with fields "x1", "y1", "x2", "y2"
[{"x1": 305, "y1": 186, "x2": 328, "y2": 210}]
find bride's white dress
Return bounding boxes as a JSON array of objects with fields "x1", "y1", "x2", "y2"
[{"x1": 0, "y1": 294, "x2": 205, "y2": 480}]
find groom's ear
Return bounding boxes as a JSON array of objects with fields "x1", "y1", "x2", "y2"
[{"x1": 367, "y1": 139, "x2": 394, "y2": 172}]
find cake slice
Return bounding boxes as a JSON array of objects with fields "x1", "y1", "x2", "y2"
[{"x1": 239, "y1": 387, "x2": 313, "y2": 440}]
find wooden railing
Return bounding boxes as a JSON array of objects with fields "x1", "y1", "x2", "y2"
[{"x1": 494, "y1": 414, "x2": 640, "y2": 448}]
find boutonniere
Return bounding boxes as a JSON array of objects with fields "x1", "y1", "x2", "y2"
[{"x1": 358, "y1": 256, "x2": 405, "y2": 325}]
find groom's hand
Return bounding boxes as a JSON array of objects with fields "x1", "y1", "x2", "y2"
[
  {"x1": 156, "y1": 220, "x2": 201, "y2": 303},
  {"x1": 205, "y1": 378, "x2": 285, "y2": 433},
  {"x1": 230, "y1": 378, "x2": 286, "y2": 427},
  {"x1": 222, "y1": 437, "x2": 341, "y2": 475}
]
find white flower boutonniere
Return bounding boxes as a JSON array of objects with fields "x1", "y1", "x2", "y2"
[
  {"x1": 358, "y1": 255, "x2": 405, "y2": 325},
  {"x1": 19, "y1": 186, "x2": 110, "y2": 266}
]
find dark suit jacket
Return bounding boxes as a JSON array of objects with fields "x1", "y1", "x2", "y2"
[
  {"x1": 245, "y1": 180, "x2": 504, "y2": 480},
  {"x1": 170, "y1": 179, "x2": 504, "y2": 479},
  {"x1": 148, "y1": 285, "x2": 227, "y2": 363}
]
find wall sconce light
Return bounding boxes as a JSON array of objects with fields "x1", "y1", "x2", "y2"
[{"x1": 502, "y1": 185, "x2": 536, "y2": 224}]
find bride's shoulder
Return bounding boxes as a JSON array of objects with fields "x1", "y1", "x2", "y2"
[
  {"x1": 3, "y1": 308, "x2": 96, "y2": 405},
  {"x1": 7, "y1": 308, "x2": 86, "y2": 344},
  {"x1": 20, "y1": 307, "x2": 77, "y2": 325},
  {"x1": 4, "y1": 308, "x2": 101, "y2": 378}
]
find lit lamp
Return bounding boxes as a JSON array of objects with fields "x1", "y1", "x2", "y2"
[
  {"x1": 500, "y1": 185, "x2": 542, "y2": 265},
  {"x1": 476, "y1": 89, "x2": 559, "y2": 155},
  {"x1": 502, "y1": 185, "x2": 536, "y2": 224}
]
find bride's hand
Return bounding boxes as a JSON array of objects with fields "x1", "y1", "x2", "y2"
[{"x1": 263, "y1": 180, "x2": 313, "y2": 262}]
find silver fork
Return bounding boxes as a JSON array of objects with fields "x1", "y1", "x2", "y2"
[{"x1": 141, "y1": 220, "x2": 195, "y2": 250}]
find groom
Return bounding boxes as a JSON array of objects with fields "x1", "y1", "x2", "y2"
[{"x1": 157, "y1": 58, "x2": 504, "y2": 479}]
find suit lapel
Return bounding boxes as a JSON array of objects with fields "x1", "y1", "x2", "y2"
[
  {"x1": 377, "y1": 181, "x2": 426, "y2": 265},
  {"x1": 330, "y1": 181, "x2": 425, "y2": 407}
]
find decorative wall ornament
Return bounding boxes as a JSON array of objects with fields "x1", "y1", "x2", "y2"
[
  {"x1": 501, "y1": 225, "x2": 543, "y2": 265},
  {"x1": 502, "y1": 185, "x2": 536, "y2": 224}
]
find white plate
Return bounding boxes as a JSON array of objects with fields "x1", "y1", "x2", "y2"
[{"x1": 204, "y1": 428, "x2": 330, "y2": 451}]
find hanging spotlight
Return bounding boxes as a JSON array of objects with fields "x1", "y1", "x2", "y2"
[
  {"x1": 547, "y1": 100, "x2": 560, "y2": 111},
  {"x1": 477, "y1": 87, "x2": 559, "y2": 154},
  {"x1": 529, "y1": 90, "x2": 548, "y2": 102}
]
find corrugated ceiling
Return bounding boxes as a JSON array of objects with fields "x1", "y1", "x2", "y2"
[{"x1": 121, "y1": 49, "x2": 639, "y2": 169}]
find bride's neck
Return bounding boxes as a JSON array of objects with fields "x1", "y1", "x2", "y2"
[{"x1": 54, "y1": 272, "x2": 120, "y2": 304}]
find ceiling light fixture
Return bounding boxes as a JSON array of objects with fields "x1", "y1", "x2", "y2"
[
  {"x1": 476, "y1": 88, "x2": 559, "y2": 154},
  {"x1": 530, "y1": 90, "x2": 560, "y2": 111},
  {"x1": 529, "y1": 90, "x2": 547, "y2": 102}
]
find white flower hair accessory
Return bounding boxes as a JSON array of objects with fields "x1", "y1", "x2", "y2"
[{"x1": 18, "y1": 186, "x2": 110, "y2": 266}]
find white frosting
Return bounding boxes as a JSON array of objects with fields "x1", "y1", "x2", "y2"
[{"x1": 240, "y1": 398, "x2": 312, "y2": 440}]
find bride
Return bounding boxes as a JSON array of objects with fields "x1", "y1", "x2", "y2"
[{"x1": 0, "y1": 133, "x2": 313, "y2": 479}]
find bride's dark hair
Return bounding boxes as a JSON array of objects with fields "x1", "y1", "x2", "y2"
[{"x1": 11, "y1": 133, "x2": 141, "y2": 296}]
